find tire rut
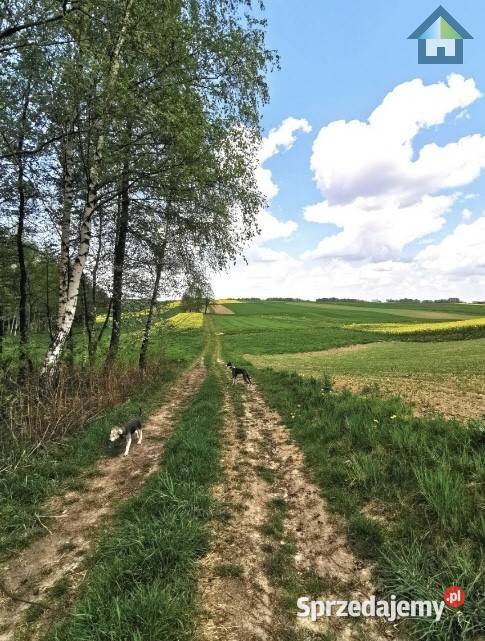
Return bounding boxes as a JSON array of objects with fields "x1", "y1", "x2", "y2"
[
  {"x1": 0, "y1": 362, "x2": 206, "y2": 641},
  {"x1": 198, "y1": 371, "x2": 397, "y2": 640},
  {"x1": 197, "y1": 377, "x2": 274, "y2": 641},
  {"x1": 244, "y1": 385, "x2": 397, "y2": 641}
]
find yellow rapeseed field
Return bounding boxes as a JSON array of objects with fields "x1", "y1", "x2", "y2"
[
  {"x1": 346, "y1": 317, "x2": 485, "y2": 334},
  {"x1": 169, "y1": 312, "x2": 203, "y2": 329}
]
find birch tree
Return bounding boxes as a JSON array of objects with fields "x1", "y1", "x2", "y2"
[{"x1": 42, "y1": 0, "x2": 135, "y2": 375}]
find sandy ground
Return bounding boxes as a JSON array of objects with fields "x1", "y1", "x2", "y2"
[
  {"x1": 0, "y1": 363, "x2": 205, "y2": 641},
  {"x1": 197, "y1": 369, "x2": 397, "y2": 640},
  {"x1": 209, "y1": 305, "x2": 235, "y2": 315}
]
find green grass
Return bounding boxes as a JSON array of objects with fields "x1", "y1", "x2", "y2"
[
  {"x1": 245, "y1": 338, "x2": 485, "y2": 382},
  {"x1": 0, "y1": 364, "x2": 183, "y2": 561},
  {"x1": 255, "y1": 369, "x2": 485, "y2": 641},
  {"x1": 47, "y1": 368, "x2": 223, "y2": 641},
  {"x1": 0, "y1": 321, "x2": 203, "y2": 561}
]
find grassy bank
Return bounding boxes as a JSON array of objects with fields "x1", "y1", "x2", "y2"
[
  {"x1": 0, "y1": 324, "x2": 203, "y2": 561},
  {"x1": 47, "y1": 368, "x2": 223, "y2": 641},
  {"x1": 256, "y1": 369, "x2": 485, "y2": 641}
]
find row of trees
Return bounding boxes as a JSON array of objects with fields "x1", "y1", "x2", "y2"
[{"x1": 0, "y1": 0, "x2": 275, "y2": 378}]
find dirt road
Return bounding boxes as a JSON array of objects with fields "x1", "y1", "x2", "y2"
[{"x1": 0, "y1": 363, "x2": 205, "y2": 641}]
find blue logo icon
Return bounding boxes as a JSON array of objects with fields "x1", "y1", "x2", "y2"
[{"x1": 408, "y1": 6, "x2": 472, "y2": 64}]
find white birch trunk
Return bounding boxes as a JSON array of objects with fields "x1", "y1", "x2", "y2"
[
  {"x1": 42, "y1": 0, "x2": 134, "y2": 376},
  {"x1": 57, "y1": 127, "x2": 74, "y2": 329}
]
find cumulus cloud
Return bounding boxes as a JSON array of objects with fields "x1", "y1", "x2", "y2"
[
  {"x1": 416, "y1": 215, "x2": 485, "y2": 276},
  {"x1": 214, "y1": 80, "x2": 485, "y2": 301},
  {"x1": 303, "y1": 195, "x2": 455, "y2": 260},
  {"x1": 246, "y1": 117, "x2": 311, "y2": 248},
  {"x1": 305, "y1": 74, "x2": 485, "y2": 261},
  {"x1": 256, "y1": 117, "x2": 312, "y2": 202}
]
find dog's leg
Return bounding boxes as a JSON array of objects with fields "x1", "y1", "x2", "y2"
[
  {"x1": 124, "y1": 434, "x2": 132, "y2": 456},
  {"x1": 137, "y1": 429, "x2": 142, "y2": 444}
]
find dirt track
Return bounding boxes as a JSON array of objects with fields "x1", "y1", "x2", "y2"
[
  {"x1": 0, "y1": 363, "x2": 205, "y2": 641},
  {"x1": 198, "y1": 370, "x2": 397, "y2": 640}
]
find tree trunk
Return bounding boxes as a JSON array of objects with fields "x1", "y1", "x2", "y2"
[
  {"x1": 138, "y1": 221, "x2": 170, "y2": 370},
  {"x1": 139, "y1": 260, "x2": 163, "y2": 371},
  {"x1": 107, "y1": 156, "x2": 130, "y2": 363},
  {"x1": 81, "y1": 274, "x2": 93, "y2": 356},
  {"x1": 57, "y1": 125, "x2": 74, "y2": 330},
  {"x1": 16, "y1": 82, "x2": 32, "y2": 379},
  {"x1": 0, "y1": 301, "x2": 4, "y2": 355},
  {"x1": 42, "y1": 0, "x2": 134, "y2": 377},
  {"x1": 45, "y1": 252, "x2": 54, "y2": 341}
]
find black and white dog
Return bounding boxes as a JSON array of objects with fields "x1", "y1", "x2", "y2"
[
  {"x1": 110, "y1": 412, "x2": 143, "y2": 456},
  {"x1": 226, "y1": 362, "x2": 252, "y2": 385}
]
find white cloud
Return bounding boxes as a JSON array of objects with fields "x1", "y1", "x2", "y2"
[
  {"x1": 416, "y1": 215, "x2": 485, "y2": 276},
  {"x1": 305, "y1": 75, "x2": 485, "y2": 262},
  {"x1": 256, "y1": 117, "x2": 312, "y2": 202},
  {"x1": 249, "y1": 117, "x2": 311, "y2": 244},
  {"x1": 303, "y1": 195, "x2": 455, "y2": 260},
  {"x1": 259, "y1": 117, "x2": 312, "y2": 164},
  {"x1": 214, "y1": 80, "x2": 485, "y2": 302},
  {"x1": 257, "y1": 210, "x2": 298, "y2": 244}
]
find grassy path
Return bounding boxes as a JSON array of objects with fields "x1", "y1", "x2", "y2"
[
  {"x1": 0, "y1": 363, "x2": 206, "y2": 641},
  {"x1": 198, "y1": 326, "x2": 396, "y2": 641}
]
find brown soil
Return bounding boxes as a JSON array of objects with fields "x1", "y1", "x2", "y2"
[
  {"x1": 209, "y1": 305, "x2": 235, "y2": 315},
  {"x1": 197, "y1": 378, "x2": 273, "y2": 641},
  {"x1": 198, "y1": 371, "x2": 397, "y2": 640},
  {"x1": 334, "y1": 375, "x2": 485, "y2": 421},
  {"x1": 0, "y1": 363, "x2": 205, "y2": 641}
]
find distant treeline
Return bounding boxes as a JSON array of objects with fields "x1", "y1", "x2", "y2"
[
  {"x1": 214, "y1": 297, "x2": 483, "y2": 305},
  {"x1": 241, "y1": 297, "x2": 481, "y2": 305}
]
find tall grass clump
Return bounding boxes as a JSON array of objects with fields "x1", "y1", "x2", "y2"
[
  {"x1": 257, "y1": 369, "x2": 485, "y2": 641},
  {"x1": 47, "y1": 370, "x2": 222, "y2": 641},
  {"x1": 0, "y1": 362, "x2": 183, "y2": 560}
]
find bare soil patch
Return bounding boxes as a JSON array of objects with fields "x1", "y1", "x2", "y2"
[
  {"x1": 0, "y1": 363, "x2": 205, "y2": 641},
  {"x1": 334, "y1": 375, "x2": 485, "y2": 421},
  {"x1": 209, "y1": 304, "x2": 235, "y2": 315}
]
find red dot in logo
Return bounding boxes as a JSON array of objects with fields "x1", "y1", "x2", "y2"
[{"x1": 443, "y1": 586, "x2": 465, "y2": 608}]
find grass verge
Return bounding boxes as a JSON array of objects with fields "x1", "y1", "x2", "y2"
[
  {"x1": 47, "y1": 368, "x2": 222, "y2": 641},
  {"x1": 0, "y1": 362, "x2": 184, "y2": 561},
  {"x1": 256, "y1": 369, "x2": 485, "y2": 641}
]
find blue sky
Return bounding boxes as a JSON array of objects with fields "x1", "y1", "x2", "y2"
[{"x1": 214, "y1": 1, "x2": 485, "y2": 301}]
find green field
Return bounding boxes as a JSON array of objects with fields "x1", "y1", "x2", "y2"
[
  {"x1": 215, "y1": 300, "x2": 484, "y2": 368},
  {"x1": 246, "y1": 338, "x2": 485, "y2": 381}
]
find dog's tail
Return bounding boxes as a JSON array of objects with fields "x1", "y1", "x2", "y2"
[
  {"x1": 244, "y1": 372, "x2": 252, "y2": 384},
  {"x1": 138, "y1": 405, "x2": 142, "y2": 416}
]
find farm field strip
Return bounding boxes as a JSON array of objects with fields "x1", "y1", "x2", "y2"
[
  {"x1": 284, "y1": 301, "x2": 474, "y2": 320},
  {"x1": 348, "y1": 316, "x2": 485, "y2": 334},
  {"x1": 244, "y1": 338, "x2": 485, "y2": 378}
]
